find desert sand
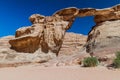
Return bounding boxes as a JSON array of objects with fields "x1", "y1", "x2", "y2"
[{"x1": 0, "y1": 65, "x2": 119, "y2": 80}]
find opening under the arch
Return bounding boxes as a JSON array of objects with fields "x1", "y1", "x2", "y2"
[{"x1": 67, "y1": 16, "x2": 95, "y2": 35}]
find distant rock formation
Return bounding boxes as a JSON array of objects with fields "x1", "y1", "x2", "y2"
[{"x1": 59, "y1": 33, "x2": 87, "y2": 55}]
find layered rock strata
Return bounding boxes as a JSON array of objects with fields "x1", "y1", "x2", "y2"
[
  {"x1": 6, "y1": 4, "x2": 120, "y2": 66},
  {"x1": 0, "y1": 33, "x2": 87, "y2": 67},
  {"x1": 9, "y1": 4, "x2": 120, "y2": 56},
  {"x1": 85, "y1": 4, "x2": 120, "y2": 59},
  {"x1": 9, "y1": 8, "x2": 79, "y2": 55},
  {"x1": 59, "y1": 33, "x2": 87, "y2": 55},
  {"x1": 86, "y1": 20, "x2": 120, "y2": 57}
]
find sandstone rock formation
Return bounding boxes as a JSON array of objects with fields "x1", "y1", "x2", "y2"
[
  {"x1": 54, "y1": 4, "x2": 120, "y2": 64},
  {"x1": 86, "y1": 20, "x2": 120, "y2": 57},
  {"x1": 85, "y1": 4, "x2": 120, "y2": 61},
  {"x1": 59, "y1": 33, "x2": 87, "y2": 55},
  {"x1": 9, "y1": 8, "x2": 79, "y2": 55},
  {"x1": 0, "y1": 33, "x2": 87, "y2": 67},
  {"x1": 9, "y1": 4, "x2": 120, "y2": 55},
  {"x1": 0, "y1": 36, "x2": 56, "y2": 67},
  {"x1": 3, "y1": 4, "x2": 120, "y2": 67},
  {"x1": 77, "y1": 4, "x2": 120, "y2": 23}
]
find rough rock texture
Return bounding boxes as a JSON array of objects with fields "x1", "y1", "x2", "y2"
[
  {"x1": 1, "y1": 4, "x2": 119, "y2": 67},
  {"x1": 55, "y1": 4, "x2": 120, "y2": 65},
  {"x1": 59, "y1": 32, "x2": 87, "y2": 55},
  {"x1": 9, "y1": 8, "x2": 79, "y2": 55},
  {"x1": 77, "y1": 4, "x2": 120, "y2": 23},
  {"x1": 86, "y1": 20, "x2": 120, "y2": 66},
  {"x1": 0, "y1": 36, "x2": 14, "y2": 49},
  {"x1": 84, "y1": 5, "x2": 120, "y2": 66},
  {"x1": 41, "y1": 51, "x2": 90, "y2": 67},
  {"x1": 0, "y1": 32, "x2": 87, "y2": 67},
  {"x1": 86, "y1": 20, "x2": 120, "y2": 57},
  {"x1": 0, "y1": 36, "x2": 56, "y2": 67},
  {"x1": 9, "y1": 4, "x2": 120, "y2": 55},
  {"x1": 86, "y1": 4, "x2": 120, "y2": 58}
]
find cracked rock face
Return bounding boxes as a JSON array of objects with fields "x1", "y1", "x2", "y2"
[
  {"x1": 59, "y1": 33, "x2": 87, "y2": 55},
  {"x1": 9, "y1": 16, "x2": 68, "y2": 54},
  {"x1": 9, "y1": 8, "x2": 79, "y2": 55},
  {"x1": 0, "y1": 4, "x2": 118, "y2": 67},
  {"x1": 86, "y1": 20, "x2": 120, "y2": 57},
  {"x1": 9, "y1": 4, "x2": 120, "y2": 59},
  {"x1": 86, "y1": 4, "x2": 120, "y2": 58},
  {"x1": 0, "y1": 33, "x2": 87, "y2": 67}
]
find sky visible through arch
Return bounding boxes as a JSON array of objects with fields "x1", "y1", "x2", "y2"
[{"x1": 0, "y1": 0, "x2": 119, "y2": 37}]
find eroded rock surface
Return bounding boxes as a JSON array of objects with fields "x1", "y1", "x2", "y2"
[
  {"x1": 0, "y1": 33, "x2": 87, "y2": 67},
  {"x1": 0, "y1": 36, "x2": 56, "y2": 67},
  {"x1": 85, "y1": 5, "x2": 120, "y2": 65},
  {"x1": 54, "y1": 4, "x2": 120, "y2": 65},
  {"x1": 9, "y1": 8, "x2": 79, "y2": 55},
  {"x1": 59, "y1": 33, "x2": 87, "y2": 55},
  {"x1": 9, "y1": 4, "x2": 120, "y2": 55},
  {"x1": 5, "y1": 4, "x2": 120, "y2": 67},
  {"x1": 86, "y1": 20, "x2": 120, "y2": 57}
]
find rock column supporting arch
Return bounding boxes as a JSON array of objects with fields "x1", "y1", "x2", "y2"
[{"x1": 9, "y1": 4, "x2": 120, "y2": 56}]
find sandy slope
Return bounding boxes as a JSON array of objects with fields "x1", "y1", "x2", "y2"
[{"x1": 0, "y1": 65, "x2": 119, "y2": 80}]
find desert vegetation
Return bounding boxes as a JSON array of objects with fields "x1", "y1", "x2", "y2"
[
  {"x1": 83, "y1": 57, "x2": 99, "y2": 67},
  {"x1": 113, "y1": 52, "x2": 120, "y2": 68}
]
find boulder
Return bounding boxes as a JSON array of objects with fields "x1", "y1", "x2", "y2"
[{"x1": 86, "y1": 20, "x2": 120, "y2": 58}]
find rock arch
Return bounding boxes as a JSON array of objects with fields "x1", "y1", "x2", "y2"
[{"x1": 9, "y1": 4, "x2": 120, "y2": 55}]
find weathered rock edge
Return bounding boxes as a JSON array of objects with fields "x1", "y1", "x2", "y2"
[{"x1": 9, "y1": 4, "x2": 120, "y2": 55}]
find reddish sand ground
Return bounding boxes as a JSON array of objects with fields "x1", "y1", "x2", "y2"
[{"x1": 0, "y1": 65, "x2": 120, "y2": 80}]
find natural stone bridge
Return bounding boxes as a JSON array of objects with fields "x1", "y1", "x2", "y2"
[{"x1": 9, "y1": 4, "x2": 120, "y2": 55}]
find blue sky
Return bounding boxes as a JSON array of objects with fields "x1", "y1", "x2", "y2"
[{"x1": 0, "y1": 0, "x2": 119, "y2": 37}]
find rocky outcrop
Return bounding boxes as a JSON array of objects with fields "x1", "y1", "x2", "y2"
[
  {"x1": 54, "y1": 4, "x2": 120, "y2": 64},
  {"x1": 85, "y1": 4, "x2": 120, "y2": 59},
  {"x1": 77, "y1": 4, "x2": 120, "y2": 23},
  {"x1": 0, "y1": 36, "x2": 56, "y2": 66},
  {"x1": 0, "y1": 36, "x2": 14, "y2": 49},
  {"x1": 9, "y1": 4, "x2": 120, "y2": 55},
  {"x1": 54, "y1": 4, "x2": 120, "y2": 23},
  {"x1": 0, "y1": 33, "x2": 87, "y2": 67},
  {"x1": 9, "y1": 8, "x2": 79, "y2": 55},
  {"x1": 59, "y1": 33, "x2": 87, "y2": 55},
  {"x1": 86, "y1": 20, "x2": 120, "y2": 57},
  {"x1": 5, "y1": 4, "x2": 120, "y2": 67}
]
